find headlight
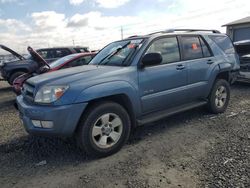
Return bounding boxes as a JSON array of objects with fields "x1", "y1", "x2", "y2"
[{"x1": 34, "y1": 85, "x2": 69, "y2": 104}]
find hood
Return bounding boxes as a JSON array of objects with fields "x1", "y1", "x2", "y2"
[
  {"x1": 27, "y1": 65, "x2": 129, "y2": 87},
  {"x1": 0, "y1": 44, "x2": 25, "y2": 61},
  {"x1": 234, "y1": 40, "x2": 250, "y2": 55}
]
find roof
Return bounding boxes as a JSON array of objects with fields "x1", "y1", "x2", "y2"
[{"x1": 223, "y1": 16, "x2": 250, "y2": 26}]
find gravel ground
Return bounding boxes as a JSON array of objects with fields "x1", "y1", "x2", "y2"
[{"x1": 0, "y1": 81, "x2": 249, "y2": 188}]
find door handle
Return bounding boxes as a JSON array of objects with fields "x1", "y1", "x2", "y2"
[
  {"x1": 176, "y1": 64, "x2": 185, "y2": 70},
  {"x1": 207, "y1": 59, "x2": 214, "y2": 64}
]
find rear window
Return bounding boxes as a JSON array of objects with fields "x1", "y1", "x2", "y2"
[
  {"x1": 209, "y1": 36, "x2": 235, "y2": 54},
  {"x1": 199, "y1": 37, "x2": 212, "y2": 57}
]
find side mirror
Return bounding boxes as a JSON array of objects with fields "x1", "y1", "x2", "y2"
[{"x1": 141, "y1": 53, "x2": 162, "y2": 67}]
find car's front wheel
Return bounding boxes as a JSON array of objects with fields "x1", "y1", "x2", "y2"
[
  {"x1": 208, "y1": 79, "x2": 230, "y2": 114},
  {"x1": 76, "y1": 102, "x2": 131, "y2": 157}
]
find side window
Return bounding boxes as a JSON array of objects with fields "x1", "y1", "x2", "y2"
[
  {"x1": 38, "y1": 50, "x2": 48, "y2": 59},
  {"x1": 181, "y1": 36, "x2": 203, "y2": 60},
  {"x1": 54, "y1": 49, "x2": 71, "y2": 58},
  {"x1": 199, "y1": 37, "x2": 212, "y2": 57},
  {"x1": 209, "y1": 36, "x2": 235, "y2": 54},
  {"x1": 146, "y1": 37, "x2": 180, "y2": 64},
  {"x1": 74, "y1": 48, "x2": 89, "y2": 53},
  {"x1": 38, "y1": 50, "x2": 54, "y2": 59}
]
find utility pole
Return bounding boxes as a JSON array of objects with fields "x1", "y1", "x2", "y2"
[
  {"x1": 121, "y1": 26, "x2": 124, "y2": 40},
  {"x1": 72, "y1": 39, "x2": 75, "y2": 46}
]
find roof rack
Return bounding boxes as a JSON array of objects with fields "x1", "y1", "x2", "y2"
[{"x1": 148, "y1": 29, "x2": 221, "y2": 35}]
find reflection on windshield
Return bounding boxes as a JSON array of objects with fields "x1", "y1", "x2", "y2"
[
  {"x1": 89, "y1": 39, "x2": 144, "y2": 66},
  {"x1": 49, "y1": 54, "x2": 78, "y2": 68}
]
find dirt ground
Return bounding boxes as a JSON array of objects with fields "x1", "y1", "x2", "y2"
[{"x1": 0, "y1": 81, "x2": 249, "y2": 188}]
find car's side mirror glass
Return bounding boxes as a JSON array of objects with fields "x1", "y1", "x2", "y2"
[{"x1": 141, "y1": 53, "x2": 162, "y2": 67}]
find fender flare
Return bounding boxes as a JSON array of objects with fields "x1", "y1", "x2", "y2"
[{"x1": 74, "y1": 81, "x2": 141, "y2": 116}]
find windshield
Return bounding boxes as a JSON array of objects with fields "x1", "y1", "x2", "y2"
[
  {"x1": 49, "y1": 54, "x2": 79, "y2": 68},
  {"x1": 89, "y1": 39, "x2": 144, "y2": 66}
]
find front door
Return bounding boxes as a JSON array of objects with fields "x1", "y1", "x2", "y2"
[{"x1": 138, "y1": 36, "x2": 188, "y2": 114}]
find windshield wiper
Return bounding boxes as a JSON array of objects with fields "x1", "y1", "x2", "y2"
[{"x1": 98, "y1": 41, "x2": 130, "y2": 65}]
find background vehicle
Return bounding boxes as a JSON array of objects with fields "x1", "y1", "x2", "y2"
[
  {"x1": 36, "y1": 46, "x2": 89, "y2": 63},
  {"x1": 17, "y1": 29, "x2": 239, "y2": 157},
  {"x1": 234, "y1": 40, "x2": 250, "y2": 82},
  {"x1": 13, "y1": 52, "x2": 96, "y2": 94},
  {"x1": 0, "y1": 45, "x2": 89, "y2": 84}
]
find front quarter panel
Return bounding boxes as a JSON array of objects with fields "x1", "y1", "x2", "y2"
[{"x1": 74, "y1": 81, "x2": 141, "y2": 116}]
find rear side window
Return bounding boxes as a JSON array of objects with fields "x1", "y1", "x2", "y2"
[
  {"x1": 181, "y1": 36, "x2": 203, "y2": 60},
  {"x1": 199, "y1": 37, "x2": 212, "y2": 57},
  {"x1": 146, "y1": 37, "x2": 180, "y2": 64},
  {"x1": 209, "y1": 36, "x2": 235, "y2": 54}
]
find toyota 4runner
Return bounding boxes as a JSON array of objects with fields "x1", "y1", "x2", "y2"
[{"x1": 16, "y1": 29, "x2": 240, "y2": 157}]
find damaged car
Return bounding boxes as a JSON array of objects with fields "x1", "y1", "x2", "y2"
[
  {"x1": 13, "y1": 51, "x2": 96, "y2": 95},
  {"x1": 234, "y1": 40, "x2": 250, "y2": 82},
  {"x1": 0, "y1": 45, "x2": 90, "y2": 84}
]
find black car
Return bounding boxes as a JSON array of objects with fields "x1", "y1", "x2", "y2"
[
  {"x1": 234, "y1": 40, "x2": 250, "y2": 82},
  {"x1": 0, "y1": 45, "x2": 89, "y2": 84}
]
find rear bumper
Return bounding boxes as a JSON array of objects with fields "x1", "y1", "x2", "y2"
[{"x1": 16, "y1": 95, "x2": 88, "y2": 137}]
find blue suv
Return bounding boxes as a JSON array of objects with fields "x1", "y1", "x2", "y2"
[{"x1": 17, "y1": 29, "x2": 240, "y2": 157}]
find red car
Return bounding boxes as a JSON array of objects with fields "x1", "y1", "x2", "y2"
[{"x1": 13, "y1": 51, "x2": 96, "y2": 95}]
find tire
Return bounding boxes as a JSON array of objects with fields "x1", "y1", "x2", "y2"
[
  {"x1": 208, "y1": 79, "x2": 230, "y2": 114},
  {"x1": 8, "y1": 71, "x2": 26, "y2": 85},
  {"x1": 76, "y1": 102, "x2": 131, "y2": 157}
]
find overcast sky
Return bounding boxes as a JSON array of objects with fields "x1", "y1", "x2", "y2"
[{"x1": 0, "y1": 0, "x2": 250, "y2": 54}]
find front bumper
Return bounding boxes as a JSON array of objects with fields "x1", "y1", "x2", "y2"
[
  {"x1": 237, "y1": 71, "x2": 250, "y2": 82},
  {"x1": 16, "y1": 95, "x2": 88, "y2": 137}
]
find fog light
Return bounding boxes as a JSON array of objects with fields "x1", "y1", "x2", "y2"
[
  {"x1": 32, "y1": 120, "x2": 42, "y2": 128},
  {"x1": 41, "y1": 121, "x2": 54, "y2": 129}
]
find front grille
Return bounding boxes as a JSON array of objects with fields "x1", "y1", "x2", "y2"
[
  {"x1": 22, "y1": 82, "x2": 35, "y2": 102},
  {"x1": 240, "y1": 61, "x2": 250, "y2": 72}
]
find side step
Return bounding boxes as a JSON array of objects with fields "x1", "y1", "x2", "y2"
[{"x1": 137, "y1": 101, "x2": 207, "y2": 125}]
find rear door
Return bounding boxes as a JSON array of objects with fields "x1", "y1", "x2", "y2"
[
  {"x1": 138, "y1": 36, "x2": 188, "y2": 114},
  {"x1": 179, "y1": 35, "x2": 214, "y2": 101}
]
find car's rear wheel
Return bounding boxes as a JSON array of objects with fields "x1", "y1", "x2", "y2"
[
  {"x1": 76, "y1": 102, "x2": 131, "y2": 157},
  {"x1": 8, "y1": 71, "x2": 26, "y2": 85},
  {"x1": 208, "y1": 79, "x2": 230, "y2": 113}
]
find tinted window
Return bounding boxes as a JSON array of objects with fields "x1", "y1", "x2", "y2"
[
  {"x1": 181, "y1": 36, "x2": 203, "y2": 60},
  {"x1": 54, "y1": 49, "x2": 70, "y2": 58},
  {"x1": 209, "y1": 36, "x2": 235, "y2": 54},
  {"x1": 199, "y1": 37, "x2": 212, "y2": 57},
  {"x1": 146, "y1": 37, "x2": 180, "y2": 64},
  {"x1": 74, "y1": 48, "x2": 89, "y2": 53},
  {"x1": 38, "y1": 50, "x2": 54, "y2": 59}
]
